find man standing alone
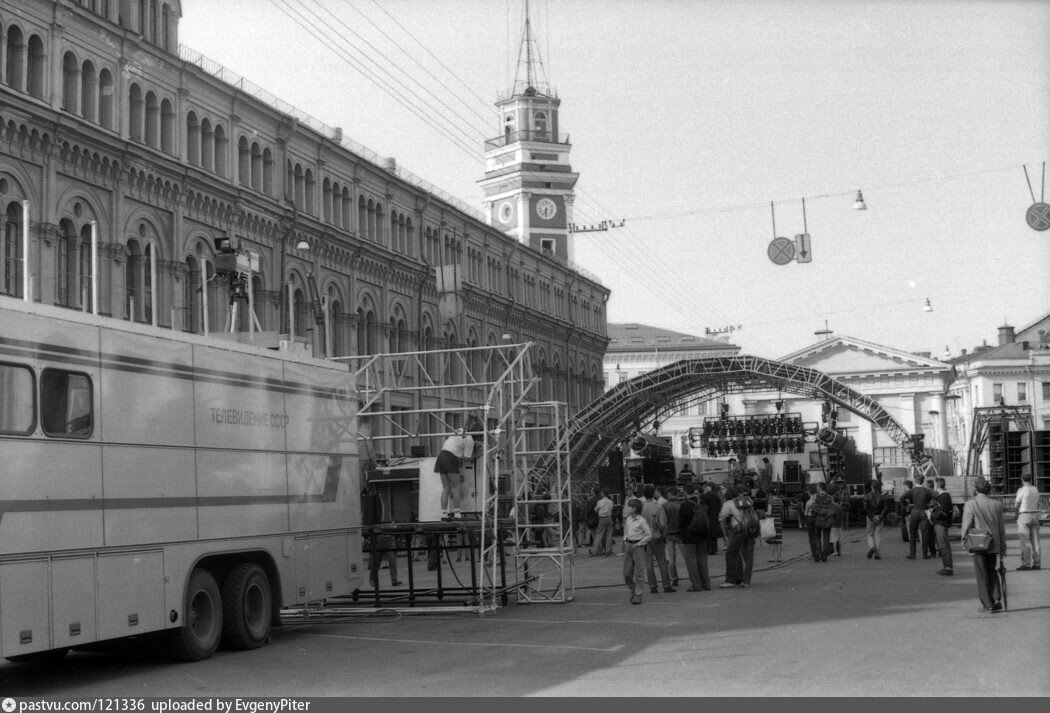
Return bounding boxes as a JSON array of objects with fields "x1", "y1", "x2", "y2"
[
  {"x1": 591, "y1": 488, "x2": 615, "y2": 556},
  {"x1": 1014, "y1": 472, "x2": 1042, "y2": 571},
  {"x1": 960, "y1": 476, "x2": 1007, "y2": 613}
]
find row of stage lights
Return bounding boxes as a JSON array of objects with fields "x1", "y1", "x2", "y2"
[
  {"x1": 702, "y1": 436, "x2": 806, "y2": 457},
  {"x1": 701, "y1": 413, "x2": 805, "y2": 438}
]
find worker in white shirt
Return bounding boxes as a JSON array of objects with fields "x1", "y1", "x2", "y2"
[
  {"x1": 435, "y1": 427, "x2": 475, "y2": 520},
  {"x1": 1014, "y1": 472, "x2": 1042, "y2": 570}
]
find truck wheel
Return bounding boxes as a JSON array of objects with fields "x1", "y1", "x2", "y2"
[
  {"x1": 165, "y1": 568, "x2": 223, "y2": 662},
  {"x1": 221, "y1": 563, "x2": 273, "y2": 650}
]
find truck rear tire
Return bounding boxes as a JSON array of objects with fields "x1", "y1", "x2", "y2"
[
  {"x1": 221, "y1": 563, "x2": 272, "y2": 650},
  {"x1": 166, "y1": 568, "x2": 223, "y2": 662}
]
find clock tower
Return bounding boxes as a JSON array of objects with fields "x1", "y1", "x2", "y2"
[{"x1": 479, "y1": 2, "x2": 579, "y2": 262}]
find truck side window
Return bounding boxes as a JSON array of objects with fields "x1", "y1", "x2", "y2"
[
  {"x1": 40, "y1": 369, "x2": 93, "y2": 438},
  {"x1": 0, "y1": 362, "x2": 35, "y2": 434}
]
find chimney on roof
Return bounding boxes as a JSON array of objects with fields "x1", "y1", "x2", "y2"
[{"x1": 997, "y1": 324, "x2": 1015, "y2": 346}]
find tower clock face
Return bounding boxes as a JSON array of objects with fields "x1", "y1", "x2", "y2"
[
  {"x1": 497, "y1": 200, "x2": 515, "y2": 225},
  {"x1": 536, "y1": 197, "x2": 558, "y2": 220}
]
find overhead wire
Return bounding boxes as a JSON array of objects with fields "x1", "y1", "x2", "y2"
[
  {"x1": 316, "y1": 0, "x2": 495, "y2": 142},
  {"x1": 360, "y1": 0, "x2": 500, "y2": 124},
  {"x1": 261, "y1": 1, "x2": 1043, "y2": 348},
  {"x1": 268, "y1": 0, "x2": 482, "y2": 160}
]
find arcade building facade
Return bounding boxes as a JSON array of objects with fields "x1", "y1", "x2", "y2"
[{"x1": 0, "y1": 0, "x2": 610, "y2": 456}]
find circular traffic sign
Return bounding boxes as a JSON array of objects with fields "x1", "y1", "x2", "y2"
[
  {"x1": 767, "y1": 236, "x2": 796, "y2": 265},
  {"x1": 1026, "y1": 202, "x2": 1050, "y2": 231}
]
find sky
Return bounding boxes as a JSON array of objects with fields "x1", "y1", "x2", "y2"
[{"x1": 179, "y1": 0, "x2": 1050, "y2": 360}]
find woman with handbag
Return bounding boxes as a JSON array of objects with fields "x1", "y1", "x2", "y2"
[{"x1": 960, "y1": 476, "x2": 1008, "y2": 613}]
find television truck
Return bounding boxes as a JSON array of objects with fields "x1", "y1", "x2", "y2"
[{"x1": 0, "y1": 296, "x2": 362, "y2": 662}]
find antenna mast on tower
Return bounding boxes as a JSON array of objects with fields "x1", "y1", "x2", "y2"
[{"x1": 512, "y1": 0, "x2": 551, "y2": 96}]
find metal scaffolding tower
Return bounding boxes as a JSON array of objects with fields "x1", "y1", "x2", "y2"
[
  {"x1": 966, "y1": 404, "x2": 1033, "y2": 487},
  {"x1": 510, "y1": 401, "x2": 574, "y2": 603},
  {"x1": 335, "y1": 340, "x2": 573, "y2": 611}
]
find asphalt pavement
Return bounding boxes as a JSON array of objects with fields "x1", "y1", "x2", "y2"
[{"x1": 2, "y1": 525, "x2": 1047, "y2": 698}]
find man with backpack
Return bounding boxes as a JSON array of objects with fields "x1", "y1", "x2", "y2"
[
  {"x1": 718, "y1": 485, "x2": 761, "y2": 588},
  {"x1": 678, "y1": 484, "x2": 712, "y2": 591}
]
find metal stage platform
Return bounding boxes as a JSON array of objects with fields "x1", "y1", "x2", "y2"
[{"x1": 280, "y1": 519, "x2": 520, "y2": 621}]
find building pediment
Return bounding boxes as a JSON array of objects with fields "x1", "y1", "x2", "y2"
[{"x1": 780, "y1": 336, "x2": 949, "y2": 376}]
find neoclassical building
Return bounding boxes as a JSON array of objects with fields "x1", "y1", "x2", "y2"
[{"x1": 0, "y1": 0, "x2": 610, "y2": 452}]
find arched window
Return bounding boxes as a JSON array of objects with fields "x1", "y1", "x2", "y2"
[
  {"x1": 128, "y1": 84, "x2": 144, "y2": 142},
  {"x1": 251, "y1": 142, "x2": 263, "y2": 191},
  {"x1": 200, "y1": 118, "x2": 214, "y2": 171},
  {"x1": 330, "y1": 181, "x2": 342, "y2": 228},
  {"x1": 329, "y1": 294, "x2": 347, "y2": 358},
  {"x1": 293, "y1": 163, "x2": 305, "y2": 209},
  {"x1": 290, "y1": 286, "x2": 307, "y2": 339},
  {"x1": 125, "y1": 238, "x2": 149, "y2": 322},
  {"x1": 356, "y1": 302, "x2": 377, "y2": 356},
  {"x1": 341, "y1": 186, "x2": 352, "y2": 230},
  {"x1": 62, "y1": 52, "x2": 80, "y2": 113},
  {"x1": 27, "y1": 35, "x2": 45, "y2": 99},
  {"x1": 205, "y1": 258, "x2": 223, "y2": 332},
  {"x1": 304, "y1": 168, "x2": 315, "y2": 214},
  {"x1": 145, "y1": 91, "x2": 159, "y2": 147},
  {"x1": 213, "y1": 123, "x2": 227, "y2": 177},
  {"x1": 160, "y1": 98, "x2": 174, "y2": 153},
  {"x1": 161, "y1": 3, "x2": 172, "y2": 51},
  {"x1": 81, "y1": 60, "x2": 98, "y2": 123},
  {"x1": 262, "y1": 147, "x2": 274, "y2": 194},
  {"x1": 2, "y1": 201, "x2": 26, "y2": 298},
  {"x1": 358, "y1": 196, "x2": 367, "y2": 238},
  {"x1": 98, "y1": 69, "x2": 114, "y2": 129},
  {"x1": 185, "y1": 111, "x2": 200, "y2": 166},
  {"x1": 6, "y1": 26, "x2": 26, "y2": 92},
  {"x1": 148, "y1": 0, "x2": 158, "y2": 43},
  {"x1": 322, "y1": 179, "x2": 332, "y2": 222},
  {"x1": 56, "y1": 219, "x2": 76, "y2": 307},
  {"x1": 183, "y1": 253, "x2": 202, "y2": 333},
  {"x1": 533, "y1": 111, "x2": 548, "y2": 140},
  {"x1": 238, "y1": 138, "x2": 251, "y2": 187},
  {"x1": 78, "y1": 222, "x2": 94, "y2": 312},
  {"x1": 443, "y1": 327, "x2": 459, "y2": 384}
]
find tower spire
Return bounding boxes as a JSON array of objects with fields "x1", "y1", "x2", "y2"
[{"x1": 512, "y1": 0, "x2": 550, "y2": 97}]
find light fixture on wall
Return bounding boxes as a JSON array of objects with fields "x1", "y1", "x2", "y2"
[
  {"x1": 853, "y1": 190, "x2": 867, "y2": 210},
  {"x1": 295, "y1": 238, "x2": 311, "y2": 251},
  {"x1": 923, "y1": 297, "x2": 933, "y2": 312}
]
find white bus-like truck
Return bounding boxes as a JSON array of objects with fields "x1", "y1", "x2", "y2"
[{"x1": 0, "y1": 297, "x2": 362, "y2": 662}]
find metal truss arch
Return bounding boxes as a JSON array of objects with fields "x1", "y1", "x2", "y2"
[{"x1": 569, "y1": 355, "x2": 914, "y2": 478}]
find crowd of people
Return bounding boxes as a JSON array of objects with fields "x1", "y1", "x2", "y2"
[{"x1": 570, "y1": 470, "x2": 1042, "y2": 612}]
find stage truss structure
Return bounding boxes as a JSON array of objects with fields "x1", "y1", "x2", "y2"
[{"x1": 565, "y1": 355, "x2": 919, "y2": 481}]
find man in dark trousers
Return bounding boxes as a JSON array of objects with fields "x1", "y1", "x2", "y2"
[
  {"x1": 700, "y1": 481, "x2": 723, "y2": 554},
  {"x1": 931, "y1": 477, "x2": 954, "y2": 575},
  {"x1": 960, "y1": 476, "x2": 1008, "y2": 613},
  {"x1": 906, "y1": 475, "x2": 934, "y2": 559},
  {"x1": 677, "y1": 484, "x2": 711, "y2": 591}
]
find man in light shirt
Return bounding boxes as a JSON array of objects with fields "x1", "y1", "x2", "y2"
[
  {"x1": 434, "y1": 427, "x2": 475, "y2": 520},
  {"x1": 1014, "y1": 472, "x2": 1042, "y2": 571},
  {"x1": 591, "y1": 488, "x2": 615, "y2": 556}
]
